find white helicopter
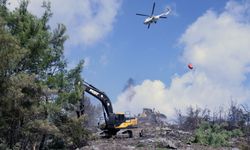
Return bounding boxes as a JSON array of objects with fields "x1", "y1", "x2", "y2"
[{"x1": 136, "y1": 2, "x2": 171, "y2": 29}]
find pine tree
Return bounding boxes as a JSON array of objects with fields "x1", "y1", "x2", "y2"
[{"x1": 0, "y1": 1, "x2": 90, "y2": 149}]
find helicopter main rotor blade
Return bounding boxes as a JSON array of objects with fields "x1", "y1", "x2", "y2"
[
  {"x1": 136, "y1": 13, "x2": 150, "y2": 17},
  {"x1": 151, "y1": 2, "x2": 155, "y2": 16},
  {"x1": 148, "y1": 24, "x2": 151, "y2": 29},
  {"x1": 159, "y1": 16, "x2": 167, "y2": 19}
]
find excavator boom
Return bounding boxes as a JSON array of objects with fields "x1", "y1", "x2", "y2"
[{"x1": 83, "y1": 82, "x2": 113, "y2": 116}]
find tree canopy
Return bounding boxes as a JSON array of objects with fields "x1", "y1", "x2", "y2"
[{"x1": 0, "y1": 1, "x2": 91, "y2": 149}]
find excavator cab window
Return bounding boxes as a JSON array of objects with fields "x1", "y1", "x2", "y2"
[{"x1": 116, "y1": 114, "x2": 125, "y2": 122}]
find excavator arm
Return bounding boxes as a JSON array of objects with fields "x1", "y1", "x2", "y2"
[{"x1": 83, "y1": 82, "x2": 113, "y2": 116}]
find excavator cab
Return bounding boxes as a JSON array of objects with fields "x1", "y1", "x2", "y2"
[
  {"x1": 116, "y1": 113, "x2": 125, "y2": 121},
  {"x1": 114, "y1": 113, "x2": 138, "y2": 129},
  {"x1": 115, "y1": 113, "x2": 126, "y2": 124}
]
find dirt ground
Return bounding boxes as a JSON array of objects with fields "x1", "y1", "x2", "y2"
[{"x1": 79, "y1": 125, "x2": 243, "y2": 150}]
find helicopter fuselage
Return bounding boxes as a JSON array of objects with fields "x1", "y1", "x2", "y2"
[{"x1": 144, "y1": 16, "x2": 160, "y2": 24}]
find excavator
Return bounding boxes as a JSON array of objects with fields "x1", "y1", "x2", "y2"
[{"x1": 78, "y1": 81, "x2": 138, "y2": 138}]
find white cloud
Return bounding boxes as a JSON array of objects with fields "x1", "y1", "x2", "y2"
[
  {"x1": 7, "y1": 0, "x2": 46, "y2": 16},
  {"x1": 67, "y1": 57, "x2": 90, "y2": 70},
  {"x1": 114, "y1": 0, "x2": 250, "y2": 119},
  {"x1": 6, "y1": 0, "x2": 19, "y2": 10},
  {"x1": 225, "y1": 0, "x2": 250, "y2": 23},
  {"x1": 8, "y1": 0, "x2": 122, "y2": 46},
  {"x1": 180, "y1": 7, "x2": 250, "y2": 85}
]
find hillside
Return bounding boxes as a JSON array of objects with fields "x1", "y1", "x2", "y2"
[{"x1": 80, "y1": 108, "x2": 250, "y2": 150}]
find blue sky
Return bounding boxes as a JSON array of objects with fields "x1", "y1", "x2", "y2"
[
  {"x1": 67, "y1": 0, "x2": 228, "y2": 100},
  {"x1": 9, "y1": 0, "x2": 250, "y2": 117}
]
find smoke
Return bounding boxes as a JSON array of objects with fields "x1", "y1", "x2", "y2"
[{"x1": 122, "y1": 78, "x2": 136, "y2": 102}]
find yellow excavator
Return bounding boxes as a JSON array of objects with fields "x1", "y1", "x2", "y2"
[{"x1": 78, "y1": 81, "x2": 138, "y2": 138}]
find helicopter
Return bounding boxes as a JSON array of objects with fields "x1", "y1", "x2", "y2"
[{"x1": 136, "y1": 2, "x2": 171, "y2": 29}]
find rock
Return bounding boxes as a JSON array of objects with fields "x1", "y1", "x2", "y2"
[
  {"x1": 145, "y1": 138, "x2": 155, "y2": 143},
  {"x1": 161, "y1": 127, "x2": 172, "y2": 131},
  {"x1": 231, "y1": 148, "x2": 240, "y2": 150},
  {"x1": 156, "y1": 127, "x2": 161, "y2": 131},
  {"x1": 157, "y1": 138, "x2": 177, "y2": 149},
  {"x1": 177, "y1": 130, "x2": 191, "y2": 135},
  {"x1": 138, "y1": 138, "x2": 177, "y2": 149}
]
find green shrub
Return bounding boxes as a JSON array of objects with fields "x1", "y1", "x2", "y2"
[
  {"x1": 231, "y1": 129, "x2": 243, "y2": 137},
  {"x1": 194, "y1": 128, "x2": 208, "y2": 145},
  {"x1": 194, "y1": 122, "x2": 243, "y2": 147}
]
